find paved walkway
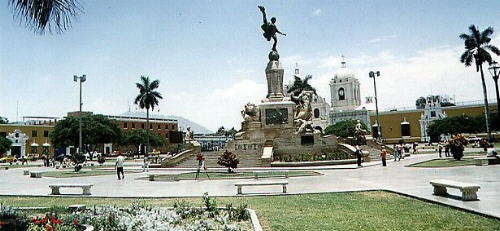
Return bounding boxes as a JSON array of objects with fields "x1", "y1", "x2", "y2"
[{"x1": 0, "y1": 153, "x2": 499, "y2": 218}]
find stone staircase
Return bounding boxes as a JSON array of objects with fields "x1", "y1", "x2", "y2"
[{"x1": 173, "y1": 150, "x2": 263, "y2": 168}]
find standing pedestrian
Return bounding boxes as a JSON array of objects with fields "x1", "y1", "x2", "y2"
[
  {"x1": 115, "y1": 154, "x2": 125, "y2": 180},
  {"x1": 438, "y1": 142, "x2": 443, "y2": 158},
  {"x1": 355, "y1": 145, "x2": 363, "y2": 167},
  {"x1": 444, "y1": 143, "x2": 450, "y2": 157},
  {"x1": 413, "y1": 142, "x2": 418, "y2": 154},
  {"x1": 393, "y1": 144, "x2": 398, "y2": 161},
  {"x1": 380, "y1": 146, "x2": 387, "y2": 167},
  {"x1": 142, "y1": 156, "x2": 149, "y2": 172}
]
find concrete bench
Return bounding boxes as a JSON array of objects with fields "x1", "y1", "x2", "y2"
[
  {"x1": 49, "y1": 184, "x2": 93, "y2": 195},
  {"x1": 253, "y1": 170, "x2": 289, "y2": 179},
  {"x1": 147, "y1": 172, "x2": 179, "y2": 181},
  {"x1": 430, "y1": 179, "x2": 480, "y2": 201},
  {"x1": 474, "y1": 157, "x2": 495, "y2": 166},
  {"x1": 23, "y1": 170, "x2": 30, "y2": 175},
  {"x1": 235, "y1": 180, "x2": 288, "y2": 195},
  {"x1": 30, "y1": 171, "x2": 43, "y2": 178}
]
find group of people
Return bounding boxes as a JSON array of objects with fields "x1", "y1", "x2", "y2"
[
  {"x1": 392, "y1": 143, "x2": 414, "y2": 161},
  {"x1": 437, "y1": 142, "x2": 451, "y2": 158}
]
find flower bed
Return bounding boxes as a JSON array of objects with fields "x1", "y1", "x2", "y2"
[{"x1": 1, "y1": 193, "x2": 253, "y2": 231}]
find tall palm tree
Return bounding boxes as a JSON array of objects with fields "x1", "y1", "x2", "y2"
[
  {"x1": 460, "y1": 25, "x2": 500, "y2": 142},
  {"x1": 9, "y1": 0, "x2": 81, "y2": 33},
  {"x1": 287, "y1": 75, "x2": 316, "y2": 103},
  {"x1": 134, "y1": 76, "x2": 163, "y2": 156}
]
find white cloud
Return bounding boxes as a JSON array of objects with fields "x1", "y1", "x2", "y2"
[
  {"x1": 312, "y1": 9, "x2": 322, "y2": 16},
  {"x1": 367, "y1": 34, "x2": 397, "y2": 44},
  {"x1": 161, "y1": 79, "x2": 266, "y2": 131},
  {"x1": 311, "y1": 41, "x2": 499, "y2": 112}
]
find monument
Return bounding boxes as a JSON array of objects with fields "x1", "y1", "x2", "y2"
[{"x1": 224, "y1": 6, "x2": 346, "y2": 167}]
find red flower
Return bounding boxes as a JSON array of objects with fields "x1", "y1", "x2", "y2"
[
  {"x1": 72, "y1": 219, "x2": 79, "y2": 225},
  {"x1": 45, "y1": 224, "x2": 53, "y2": 230},
  {"x1": 53, "y1": 219, "x2": 62, "y2": 224},
  {"x1": 0, "y1": 221, "x2": 8, "y2": 226},
  {"x1": 31, "y1": 218, "x2": 37, "y2": 222}
]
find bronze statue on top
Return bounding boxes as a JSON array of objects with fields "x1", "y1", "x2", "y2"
[{"x1": 258, "y1": 6, "x2": 286, "y2": 53}]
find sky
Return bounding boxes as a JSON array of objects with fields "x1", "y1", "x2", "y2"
[{"x1": 1, "y1": 0, "x2": 500, "y2": 132}]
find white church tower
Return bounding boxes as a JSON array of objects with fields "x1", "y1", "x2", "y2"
[{"x1": 329, "y1": 56, "x2": 361, "y2": 112}]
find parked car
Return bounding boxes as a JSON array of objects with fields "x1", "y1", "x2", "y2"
[{"x1": 0, "y1": 156, "x2": 16, "y2": 163}]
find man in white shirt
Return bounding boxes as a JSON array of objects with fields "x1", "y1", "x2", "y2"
[{"x1": 115, "y1": 154, "x2": 125, "y2": 180}]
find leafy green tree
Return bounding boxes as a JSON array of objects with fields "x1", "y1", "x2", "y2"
[
  {"x1": 225, "y1": 127, "x2": 238, "y2": 138},
  {"x1": 134, "y1": 76, "x2": 163, "y2": 156},
  {"x1": 122, "y1": 129, "x2": 166, "y2": 156},
  {"x1": 0, "y1": 137, "x2": 13, "y2": 154},
  {"x1": 0, "y1": 117, "x2": 8, "y2": 124},
  {"x1": 324, "y1": 120, "x2": 368, "y2": 138},
  {"x1": 215, "y1": 126, "x2": 226, "y2": 136},
  {"x1": 9, "y1": 0, "x2": 82, "y2": 33},
  {"x1": 50, "y1": 114, "x2": 122, "y2": 152},
  {"x1": 416, "y1": 95, "x2": 455, "y2": 109},
  {"x1": 286, "y1": 75, "x2": 316, "y2": 103},
  {"x1": 427, "y1": 114, "x2": 499, "y2": 142},
  {"x1": 460, "y1": 25, "x2": 500, "y2": 141},
  {"x1": 415, "y1": 97, "x2": 426, "y2": 109}
]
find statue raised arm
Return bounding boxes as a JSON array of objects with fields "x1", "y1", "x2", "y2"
[{"x1": 258, "y1": 6, "x2": 286, "y2": 52}]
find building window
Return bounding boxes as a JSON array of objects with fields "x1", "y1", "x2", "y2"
[
  {"x1": 338, "y1": 88, "x2": 345, "y2": 100},
  {"x1": 430, "y1": 111, "x2": 436, "y2": 117},
  {"x1": 158, "y1": 124, "x2": 161, "y2": 130},
  {"x1": 150, "y1": 124, "x2": 153, "y2": 129},
  {"x1": 141, "y1": 124, "x2": 145, "y2": 129},
  {"x1": 124, "y1": 123, "x2": 128, "y2": 128},
  {"x1": 44, "y1": 131, "x2": 49, "y2": 137},
  {"x1": 132, "y1": 123, "x2": 136, "y2": 129},
  {"x1": 165, "y1": 124, "x2": 169, "y2": 130},
  {"x1": 314, "y1": 109, "x2": 320, "y2": 118},
  {"x1": 32, "y1": 130, "x2": 37, "y2": 137}
]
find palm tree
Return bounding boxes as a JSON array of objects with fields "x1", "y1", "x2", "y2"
[
  {"x1": 287, "y1": 75, "x2": 317, "y2": 103},
  {"x1": 134, "y1": 76, "x2": 163, "y2": 156},
  {"x1": 460, "y1": 25, "x2": 500, "y2": 142},
  {"x1": 9, "y1": 0, "x2": 81, "y2": 33}
]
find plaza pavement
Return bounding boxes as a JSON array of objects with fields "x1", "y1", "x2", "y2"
[{"x1": 0, "y1": 153, "x2": 499, "y2": 218}]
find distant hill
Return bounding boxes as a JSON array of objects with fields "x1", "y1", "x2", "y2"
[{"x1": 117, "y1": 111, "x2": 212, "y2": 134}]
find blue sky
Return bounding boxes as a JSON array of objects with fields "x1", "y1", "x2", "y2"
[{"x1": 1, "y1": 0, "x2": 500, "y2": 131}]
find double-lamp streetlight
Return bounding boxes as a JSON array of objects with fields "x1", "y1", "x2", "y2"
[
  {"x1": 488, "y1": 61, "x2": 500, "y2": 119},
  {"x1": 369, "y1": 71, "x2": 382, "y2": 142},
  {"x1": 74, "y1": 74, "x2": 86, "y2": 156}
]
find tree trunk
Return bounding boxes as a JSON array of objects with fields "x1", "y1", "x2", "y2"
[
  {"x1": 479, "y1": 65, "x2": 492, "y2": 141},
  {"x1": 146, "y1": 108, "x2": 150, "y2": 157}
]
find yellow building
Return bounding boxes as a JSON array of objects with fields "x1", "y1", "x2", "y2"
[
  {"x1": 0, "y1": 123, "x2": 55, "y2": 157},
  {"x1": 369, "y1": 103, "x2": 498, "y2": 143}
]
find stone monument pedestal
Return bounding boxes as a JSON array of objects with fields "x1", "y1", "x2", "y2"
[{"x1": 265, "y1": 60, "x2": 285, "y2": 101}]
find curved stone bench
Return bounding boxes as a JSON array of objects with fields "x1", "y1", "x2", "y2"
[
  {"x1": 430, "y1": 179, "x2": 480, "y2": 201},
  {"x1": 30, "y1": 171, "x2": 43, "y2": 178}
]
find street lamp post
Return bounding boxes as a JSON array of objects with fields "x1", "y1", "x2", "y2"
[
  {"x1": 73, "y1": 74, "x2": 86, "y2": 156},
  {"x1": 488, "y1": 61, "x2": 500, "y2": 119},
  {"x1": 369, "y1": 71, "x2": 382, "y2": 142}
]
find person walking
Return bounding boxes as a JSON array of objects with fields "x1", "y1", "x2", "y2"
[
  {"x1": 355, "y1": 145, "x2": 363, "y2": 167},
  {"x1": 115, "y1": 154, "x2": 125, "y2": 180},
  {"x1": 393, "y1": 144, "x2": 398, "y2": 161},
  {"x1": 380, "y1": 146, "x2": 388, "y2": 167}
]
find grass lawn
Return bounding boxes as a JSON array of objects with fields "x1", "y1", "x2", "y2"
[
  {"x1": 1, "y1": 191, "x2": 498, "y2": 231},
  {"x1": 42, "y1": 169, "x2": 142, "y2": 178},
  {"x1": 494, "y1": 143, "x2": 500, "y2": 148},
  {"x1": 408, "y1": 158, "x2": 476, "y2": 168},
  {"x1": 138, "y1": 170, "x2": 320, "y2": 181}
]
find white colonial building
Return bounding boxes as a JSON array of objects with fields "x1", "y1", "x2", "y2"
[
  {"x1": 419, "y1": 96, "x2": 448, "y2": 142},
  {"x1": 329, "y1": 57, "x2": 373, "y2": 127}
]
